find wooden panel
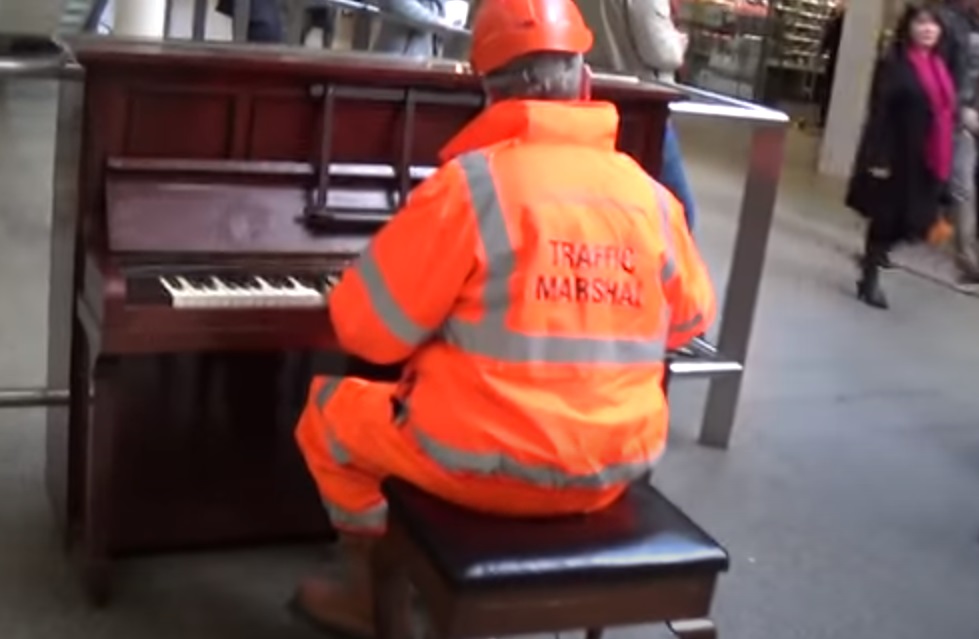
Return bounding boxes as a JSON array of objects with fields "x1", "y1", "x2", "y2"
[
  {"x1": 125, "y1": 90, "x2": 235, "y2": 158},
  {"x1": 412, "y1": 102, "x2": 481, "y2": 162},
  {"x1": 106, "y1": 177, "x2": 374, "y2": 255},
  {"x1": 330, "y1": 100, "x2": 408, "y2": 164},
  {"x1": 249, "y1": 92, "x2": 318, "y2": 161}
]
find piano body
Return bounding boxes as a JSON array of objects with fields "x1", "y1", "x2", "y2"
[{"x1": 43, "y1": 38, "x2": 678, "y2": 603}]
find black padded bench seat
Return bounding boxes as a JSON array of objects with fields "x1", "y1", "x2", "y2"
[
  {"x1": 372, "y1": 478, "x2": 730, "y2": 639},
  {"x1": 383, "y1": 478, "x2": 728, "y2": 589}
]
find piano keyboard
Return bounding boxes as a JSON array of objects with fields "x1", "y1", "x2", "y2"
[{"x1": 158, "y1": 274, "x2": 339, "y2": 309}]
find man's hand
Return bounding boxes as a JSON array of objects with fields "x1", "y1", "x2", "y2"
[
  {"x1": 868, "y1": 167, "x2": 891, "y2": 179},
  {"x1": 963, "y1": 107, "x2": 979, "y2": 134}
]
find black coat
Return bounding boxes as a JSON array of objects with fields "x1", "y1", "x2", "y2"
[{"x1": 846, "y1": 51, "x2": 948, "y2": 244}]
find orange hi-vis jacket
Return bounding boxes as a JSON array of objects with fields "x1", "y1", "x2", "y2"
[{"x1": 326, "y1": 99, "x2": 714, "y2": 508}]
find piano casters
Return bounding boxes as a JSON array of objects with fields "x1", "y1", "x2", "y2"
[{"x1": 300, "y1": 83, "x2": 420, "y2": 231}]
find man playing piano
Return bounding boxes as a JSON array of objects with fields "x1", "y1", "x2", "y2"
[{"x1": 292, "y1": 0, "x2": 716, "y2": 634}]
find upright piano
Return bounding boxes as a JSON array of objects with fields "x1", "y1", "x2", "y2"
[{"x1": 43, "y1": 37, "x2": 678, "y2": 604}]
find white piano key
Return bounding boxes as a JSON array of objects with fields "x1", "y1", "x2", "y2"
[
  {"x1": 161, "y1": 273, "x2": 332, "y2": 309},
  {"x1": 223, "y1": 276, "x2": 267, "y2": 308},
  {"x1": 253, "y1": 276, "x2": 299, "y2": 307},
  {"x1": 175, "y1": 276, "x2": 207, "y2": 308},
  {"x1": 288, "y1": 277, "x2": 326, "y2": 307},
  {"x1": 159, "y1": 276, "x2": 190, "y2": 308},
  {"x1": 206, "y1": 276, "x2": 240, "y2": 308}
]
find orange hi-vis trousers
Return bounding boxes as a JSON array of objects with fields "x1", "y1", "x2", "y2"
[{"x1": 294, "y1": 375, "x2": 627, "y2": 534}]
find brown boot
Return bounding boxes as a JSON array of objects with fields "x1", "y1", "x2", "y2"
[{"x1": 292, "y1": 534, "x2": 376, "y2": 638}]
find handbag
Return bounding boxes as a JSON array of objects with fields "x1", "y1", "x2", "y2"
[{"x1": 927, "y1": 215, "x2": 953, "y2": 246}]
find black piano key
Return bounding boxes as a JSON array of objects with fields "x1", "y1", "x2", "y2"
[
  {"x1": 218, "y1": 276, "x2": 242, "y2": 290},
  {"x1": 241, "y1": 276, "x2": 264, "y2": 290},
  {"x1": 188, "y1": 276, "x2": 217, "y2": 290},
  {"x1": 162, "y1": 276, "x2": 185, "y2": 290},
  {"x1": 296, "y1": 276, "x2": 320, "y2": 290},
  {"x1": 223, "y1": 274, "x2": 254, "y2": 289},
  {"x1": 265, "y1": 275, "x2": 294, "y2": 289}
]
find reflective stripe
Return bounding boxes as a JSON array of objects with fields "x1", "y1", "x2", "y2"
[
  {"x1": 323, "y1": 500, "x2": 387, "y2": 531},
  {"x1": 316, "y1": 376, "x2": 343, "y2": 410},
  {"x1": 412, "y1": 426, "x2": 659, "y2": 489},
  {"x1": 671, "y1": 313, "x2": 704, "y2": 335},
  {"x1": 355, "y1": 250, "x2": 429, "y2": 347},
  {"x1": 316, "y1": 377, "x2": 352, "y2": 465},
  {"x1": 443, "y1": 151, "x2": 666, "y2": 365}
]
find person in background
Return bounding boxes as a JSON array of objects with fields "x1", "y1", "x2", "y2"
[
  {"x1": 289, "y1": 0, "x2": 715, "y2": 635},
  {"x1": 938, "y1": 0, "x2": 979, "y2": 282},
  {"x1": 846, "y1": 3, "x2": 956, "y2": 309},
  {"x1": 216, "y1": 0, "x2": 336, "y2": 44},
  {"x1": 372, "y1": 0, "x2": 456, "y2": 57},
  {"x1": 584, "y1": 0, "x2": 698, "y2": 232},
  {"x1": 216, "y1": 0, "x2": 285, "y2": 43},
  {"x1": 817, "y1": 3, "x2": 845, "y2": 128}
]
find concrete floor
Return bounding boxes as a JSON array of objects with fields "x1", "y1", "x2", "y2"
[{"x1": 1, "y1": 79, "x2": 978, "y2": 639}]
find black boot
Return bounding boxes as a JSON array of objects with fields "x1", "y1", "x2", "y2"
[
  {"x1": 852, "y1": 251, "x2": 893, "y2": 269},
  {"x1": 857, "y1": 253, "x2": 889, "y2": 309}
]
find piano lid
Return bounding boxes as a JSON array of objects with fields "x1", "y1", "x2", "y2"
[{"x1": 62, "y1": 36, "x2": 681, "y2": 101}]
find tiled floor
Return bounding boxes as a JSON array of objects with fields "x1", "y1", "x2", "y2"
[{"x1": 1, "y1": 82, "x2": 978, "y2": 639}]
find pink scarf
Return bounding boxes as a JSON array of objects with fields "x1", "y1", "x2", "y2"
[{"x1": 907, "y1": 47, "x2": 956, "y2": 181}]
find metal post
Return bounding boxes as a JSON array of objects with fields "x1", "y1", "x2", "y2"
[
  {"x1": 699, "y1": 124, "x2": 786, "y2": 448},
  {"x1": 163, "y1": 0, "x2": 175, "y2": 39},
  {"x1": 664, "y1": 84, "x2": 788, "y2": 450},
  {"x1": 284, "y1": 0, "x2": 306, "y2": 45},
  {"x1": 192, "y1": 0, "x2": 208, "y2": 41},
  {"x1": 0, "y1": 389, "x2": 72, "y2": 409},
  {"x1": 233, "y1": 0, "x2": 253, "y2": 42}
]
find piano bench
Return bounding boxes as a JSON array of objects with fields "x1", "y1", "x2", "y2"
[{"x1": 372, "y1": 478, "x2": 730, "y2": 639}]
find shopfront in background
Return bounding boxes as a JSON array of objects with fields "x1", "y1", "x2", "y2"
[{"x1": 679, "y1": 0, "x2": 840, "y2": 121}]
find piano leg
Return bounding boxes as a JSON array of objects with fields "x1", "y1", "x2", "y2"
[{"x1": 80, "y1": 355, "x2": 120, "y2": 607}]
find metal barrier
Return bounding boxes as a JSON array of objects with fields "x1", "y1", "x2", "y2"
[
  {"x1": 0, "y1": 34, "x2": 787, "y2": 450},
  {"x1": 0, "y1": 33, "x2": 84, "y2": 412},
  {"x1": 666, "y1": 82, "x2": 789, "y2": 448},
  {"x1": 0, "y1": 34, "x2": 76, "y2": 78}
]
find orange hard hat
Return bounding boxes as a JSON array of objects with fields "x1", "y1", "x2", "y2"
[{"x1": 469, "y1": 0, "x2": 594, "y2": 75}]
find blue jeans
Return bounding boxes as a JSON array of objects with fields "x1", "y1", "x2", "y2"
[
  {"x1": 660, "y1": 120, "x2": 696, "y2": 231},
  {"x1": 216, "y1": 0, "x2": 284, "y2": 42}
]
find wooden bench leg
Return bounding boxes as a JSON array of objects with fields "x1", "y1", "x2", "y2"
[
  {"x1": 667, "y1": 619, "x2": 717, "y2": 639},
  {"x1": 585, "y1": 628, "x2": 605, "y2": 639}
]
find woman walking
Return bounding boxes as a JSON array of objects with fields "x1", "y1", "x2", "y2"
[{"x1": 847, "y1": 3, "x2": 956, "y2": 309}]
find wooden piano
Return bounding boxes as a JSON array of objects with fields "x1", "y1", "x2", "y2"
[{"x1": 43, "y1": 37, "x2": 678, "y2": 604}]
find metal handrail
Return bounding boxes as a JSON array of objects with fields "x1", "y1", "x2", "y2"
[
  {"x1": 666, "y1": 81, "x2": 789, "y2": 124},
  {"x1": 660, "y1": 80, "x2": 788, "y2": 449},
  {"x1": 0, "y1": 35, "x2": 76, "y2": 79},
  {"x1": 0, "y1": 389, "x2": 72, "y2": 408}
]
